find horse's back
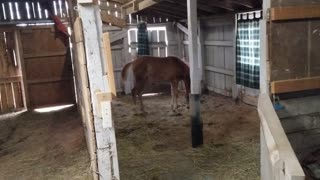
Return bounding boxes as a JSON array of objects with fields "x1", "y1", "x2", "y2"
[{"x1": 131, "y1": 56, "x2": 189, "y2": 81}]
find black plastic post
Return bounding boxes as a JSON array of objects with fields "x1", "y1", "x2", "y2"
[{"x1": 190, "y1": 94, "x2": 203, "y2": 148}]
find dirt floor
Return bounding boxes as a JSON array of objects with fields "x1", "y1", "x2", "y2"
[
  {"x1": 0, "y1": 106, "x2": 91, "y2": 180},
  {"x1": 113, "y1": 93, "x2": 260, "y2": 180}
]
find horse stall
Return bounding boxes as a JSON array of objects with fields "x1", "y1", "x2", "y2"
[
  {"x1": 259, "y1": 0, "x2": 320, "y2": 179},
  {"x1": 0, "y1": 1, "x2": 92, "y2": 179},
  {"x1": 102, "y1": 0, "x2": 263, "y2": 179}
]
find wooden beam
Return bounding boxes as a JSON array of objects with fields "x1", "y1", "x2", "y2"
[
  {"x1": 187, "y1": 0, "x2": 203, "y2": 148},
  {"x1": 271, "y1": 77, "x2": 320, "y2": 94},
  {"x1": 201, "y1": 0, "x2": 235, "y2": 11},
  {"x1": 176, "y1": 22, "x2": 188, "y2": 35},
  {"x1": 122, "y1": 0, "x2": 159, "y2": 15},
  {"x1": 102, "y1": 32, "x2": 117, "y2": 97},
  {"x1": 205, "y1": 66, "x2": 234, "y2": 76},
  {"x1": 78, "y1": 4, "x2": 120, "y2": 180},
  {"x1": 110, "y1": 30, "x2": 127, "y2": 43},
  {"x1": 229, "y1": 0, "x2": 254, "y2": 8},
  {"x1": 204, "y1": 40, "x2": 233, "y2": 47},
  {"x1": 270, "y1": 6, "x2": 320, "y2": 21},
  {"x1": 148, "y1": 7, "x2": 186, "y2": 19},
  {"x1": 101, "y1": 11, "x2": 126, "y2": 28},
  {"x1": 27, "y1": 77, "x2": 72, "y2": 84},
  {"x1": 24, "y1": 51, "x2": 66, "y2": 59},
  {"x1": 0, "y1": 76, "x2": 22, "y2": 83},
  {"x1": 258, "y1": 94, "x2": 305, "y2": 180},
  {"x1": 14, "y1": 30, "x2": 29, "y2": 109}
]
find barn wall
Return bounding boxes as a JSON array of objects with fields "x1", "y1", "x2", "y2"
[
  {"x1": 182, "y1": 16, "x2": 235, "y2": 97},
  {"x1": 0, "y1": 29, "x2": 24, "y2": 114},
  {"x1": 269, "y1": 1, "x2": 320, "y2": 82}
]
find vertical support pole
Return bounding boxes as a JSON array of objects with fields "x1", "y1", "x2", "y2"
[
  {"x1": 187, "y1": 0, "x2": 203, "y2": 148},
  {"x1": 260, "y1": 0, "x2": 270, "y2": 95},
  {"x1": 197, "y1": 20, "x2": 205, "y2": 91},
  {"x1": 78, "y1": 2, "x2": 120, "y2": 180},
  {"x1": 14, "y1": 30, "x2": 29, "y2": 109}
]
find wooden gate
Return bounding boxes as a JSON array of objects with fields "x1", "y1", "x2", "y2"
[
  {"x1": 0, "y1": 30, "x2": 24, "y2": 114},
  {"x1": 20, "y1": 26, "x2": 75, "y2": 108}
]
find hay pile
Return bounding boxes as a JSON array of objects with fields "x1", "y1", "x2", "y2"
[{"x1": 113, "y1": 93, "x2": 260, "y2": 180}]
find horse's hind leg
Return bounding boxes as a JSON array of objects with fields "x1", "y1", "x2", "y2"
[
  {"x1": 170, "y1": 80, "x2": 179, "y2": 111},
  {"x1": 131, "y1": 87, "x2": 136, "y2": 105},
  {"x1": 135, "y1": 80, "x2": 146, "y2": 114}
]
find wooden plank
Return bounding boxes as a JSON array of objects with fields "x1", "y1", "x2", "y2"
[
  {"x1": 258, "y1": 94, "x2": 305, "y2": 180},
  {"x1": 205, "y1": 66, "x2": 234, "y2": 76},
  {"x1": 14, "y1": 30, "x2": 29, "y2": 109},
  {"x1": 0, "y1": 84, "x2": 8, "y2": 112},
  {"x1": 103, "y1": 32, "x2": 117, "y2": 97},
  {"x1": 25, "y1": 56, "x2": 72, "y2": 80},
  {"x1": 122, "y1": 0, "x2": 158, "y2": 15},
  {"x1": 204, "y1": 40, "x2": 233, "y2": 47},
  {"x1": 101, "y1": 11, "x2": 126, "y2": 28},
  {"x1": 0, "y1": 76, "x2": 22, "y2": 83},
  {"x1": 188, "y1": 0, "x2": 203, "y2": 148},
  {"x1": 74, "y1": 18, "x2": 84, "y2": 43},
  {"x1": 5, "y1": 83, "x2": 15, "y2": 110},
  {"x1": 27, "y1": 77, "x2": 72, "y2": 84},
  {"x1": 271, "y1": 77, "x2": 320, "y2": 94},
  {"x1": 12, "y1": 82, "x2": 24, "y2": 108},
  {"x1": 24, "y1": 51, "x2": 66, "y2": 58},
  {"x1": 177, "y1": 22, "x2": 188, "y2": 35},
  {"x1": 270, "y1": 6, "x2": 320, "y2": 21},
  {"x1": 110, "y1": 30, "x2": 127, "y2": 43},
  {"x1": 28, "y1": 81, "x2": 75, "y2": 108},
  {"x1": 79, "y1": 4, "x2": 120, "y2": 180}
]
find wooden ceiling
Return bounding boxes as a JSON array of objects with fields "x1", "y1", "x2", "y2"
[{"x1": 120, "y1": 0, "x2": 262, "y2": 23}]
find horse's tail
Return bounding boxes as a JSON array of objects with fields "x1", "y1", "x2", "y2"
[
  {"x1": 121, "y1": 62, "x2": 132, "y2": 81},
  {"x1": 121, "y1": 62, "x2": 135, "y2": 94}
]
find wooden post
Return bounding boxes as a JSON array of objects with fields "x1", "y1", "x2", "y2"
[
  {"x1": 197, "y1": 20, "x2": 205, "y2": 91},
  {"x1": 187, "y1": 0, "x2": 203, "y2": 148},
  {"x1": 78, "y1": 2, "x2": 120, "y2": 180},
  {"x1": 14, "y1": 30, "x2": 29, "y2": 109}
]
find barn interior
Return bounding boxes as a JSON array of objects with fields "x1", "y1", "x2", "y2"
[{"x1": 0, "y1": 0, "x2": 319, "y2": 180}]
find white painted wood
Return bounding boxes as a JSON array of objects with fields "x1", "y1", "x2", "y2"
[
  {"x1": 122, "y1": 0, "x2": 158, "y2": 15},
  {"x1": 204, "y1": 40, "x2": 233, "y2": 46},
  {"x1": 197, "y1": 21, "x2": 205, "y2": 89},
  {"x1": 177, "y1": 22, "x2": 188, "y2": 35},
  {"x1": 78, "y1": 4, "x2": 120, "y2": 180},
  {"x1": 205, "y1": 66, "x2": 234, "y2": 76},
  {"x1": 187, "y1": 0, "x2": 201, "y2": 94},
  {"x1": 260, "y1": 17, "x2": 270, "y2": 95},
  {"x1": 202, "y1": 17, "x2": 235, "y2": 97},
  {"x1": 110, "y1": 30, "x2": 127, "y2": 43},
  {"x1": 258, "y1": 94, "x2": 305, "y2": 180}
]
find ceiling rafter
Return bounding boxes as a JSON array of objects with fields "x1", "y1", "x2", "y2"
[{"x1": 228, "y1": 0, "x2": 255, "y2": 8}]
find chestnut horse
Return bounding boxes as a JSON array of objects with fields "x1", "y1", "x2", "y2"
[{"x1": 121, "y1": 56, "x2": 190, "y2": 113}]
